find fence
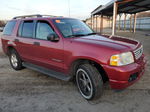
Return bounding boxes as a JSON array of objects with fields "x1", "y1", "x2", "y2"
[{"x1": 116, "y1": 17, "x2": 150, "y2": 30}]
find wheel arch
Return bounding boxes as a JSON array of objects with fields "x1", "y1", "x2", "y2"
[
  {"x1": 7, "y1": 46, "x2": 17, "y2": 55},
  {"x1": 69, "y1": 58, "x2": 109, "y2": 83}
]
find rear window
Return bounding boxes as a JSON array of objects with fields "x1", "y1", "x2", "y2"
[
  {"x1": 21, "y1": 21, "x2": 34, "y2": 38},
  {"x1": 3, "y1": 21, "x2": 16, "y2": 35}
]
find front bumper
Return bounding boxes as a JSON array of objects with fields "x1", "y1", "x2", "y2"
[{"x1": 103, "y1": 54, "x2": 147, "y2": 89}]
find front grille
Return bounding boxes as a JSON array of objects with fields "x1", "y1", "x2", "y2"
[{"x1": 133, "y1": 46, "x2": 143, "y2": 60}]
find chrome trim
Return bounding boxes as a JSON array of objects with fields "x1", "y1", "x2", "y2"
[
  {"x1": 133, "y1": 46, "x2": 143, "y2": 60},
  {"x1": 51, "y1": 58, "x2": 63, "y2": 62}
]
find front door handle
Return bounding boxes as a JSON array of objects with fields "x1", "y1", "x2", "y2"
[
  {"x1": 33, "y1": 42, "x2": 40, "y2": 46},
  {"x1": 14, "y1": 39, "x2": 19, "y2": 42}
]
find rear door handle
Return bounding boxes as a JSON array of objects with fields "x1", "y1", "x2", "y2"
[
  {"x1": 33, "y1": 42, "x2": 40, "y2": 46},
  {"x1": 14, "y1": 39, "x2": 19, "y2": 42}
]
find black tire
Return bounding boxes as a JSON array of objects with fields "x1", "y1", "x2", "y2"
[
  {"x1": 76, "y1": 64, "x2": 103, "y2": 100},
  {"x1": 9, "y1": 49, "x2": 23, "y2": 70}
]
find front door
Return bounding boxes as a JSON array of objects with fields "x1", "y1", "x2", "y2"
[{"x1": 31, "y1": 20, "x2": 64, "y2": 72}]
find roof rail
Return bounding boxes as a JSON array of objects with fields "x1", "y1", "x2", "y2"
[{"x1": 13, "y1": 14, "x2": 63, "y2": 19}]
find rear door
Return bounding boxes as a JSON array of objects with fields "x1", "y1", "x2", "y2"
[
  {"x1": 31, "y1": 20, "x2": 64, "y2": 72},
  {"x1": 16, "y1": 20, "x2": 37, "y2": 63}
]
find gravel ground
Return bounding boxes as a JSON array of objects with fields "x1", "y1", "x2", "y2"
[{"x1": 0, "y1": 31, "x2": 150, "y2": 112}]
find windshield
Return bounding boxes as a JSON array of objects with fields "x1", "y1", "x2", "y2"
[{"x1": 53, "y1": 19, "x2": 94, "y2": 38}]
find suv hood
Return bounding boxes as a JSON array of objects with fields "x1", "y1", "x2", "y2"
[{"x1": 71, "y1": 34, "x2": 140, "y2": 52}]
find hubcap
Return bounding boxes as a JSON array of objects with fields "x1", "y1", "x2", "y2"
[
  {"x1": 11, "y1": 54, "x2": 18, "y2": 67},
  {"x1": 76, "y1": 68, "x2": 93, "y2": 99}
]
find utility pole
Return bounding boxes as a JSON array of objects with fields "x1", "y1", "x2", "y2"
[{"x1": 68, "y1": 0, "x2": 71, "y2": 17}]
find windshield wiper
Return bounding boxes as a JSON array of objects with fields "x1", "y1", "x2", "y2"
[
  {"x1": 67, "y1": 34, "x2": 86, "y2": 38},
  {"x1": 86, "y1": 32, "x2": 97, "y2": 35},
  {"x1": 66, "y1": 33, "x2": 97, "y2": 38}
]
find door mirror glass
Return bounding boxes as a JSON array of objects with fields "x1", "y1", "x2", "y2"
[{"x1": 47, "y1": 33, "x2": 59, "y2": 42}]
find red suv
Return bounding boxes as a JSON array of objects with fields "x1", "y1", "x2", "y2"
[{"x1": 1, "y1": 15, "x2": 146, "y2": 100}]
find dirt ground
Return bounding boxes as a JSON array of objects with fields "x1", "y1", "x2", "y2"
[{"x1": 0, "y1": 31, "x2": 150, "y2": 112}]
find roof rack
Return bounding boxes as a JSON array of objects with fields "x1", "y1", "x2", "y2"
[{"x1": 13, "y1": 14, "x2": 63, "y2": 19}]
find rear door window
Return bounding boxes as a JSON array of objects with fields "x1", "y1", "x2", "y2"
[
  {"x1": 3, "y1": 21, "x2": 16, "y2": 35},
  {"x1": 21, "y1": 21, "x2": 34, "y2": 38}
]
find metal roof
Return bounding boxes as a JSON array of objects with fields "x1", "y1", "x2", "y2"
[{"x1": 91, "y1": 0, "x2": 150, "y2": 16}]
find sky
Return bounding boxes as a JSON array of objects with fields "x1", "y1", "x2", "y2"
[{"x1": 0, "y1": 0, "x2": 111, "y2": 20}]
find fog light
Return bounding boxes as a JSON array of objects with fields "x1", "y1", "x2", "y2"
[{"x1": 128, "y1": 73, "x2": 138, "y2": 82}]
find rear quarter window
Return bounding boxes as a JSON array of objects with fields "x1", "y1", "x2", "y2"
[{"x1": 3, "y1": 21, "x2": 16, "y2": 35}]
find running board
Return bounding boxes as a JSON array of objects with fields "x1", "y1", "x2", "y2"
[{"x1": 22, "y1": 62, "x2": 71, "y2": 81}]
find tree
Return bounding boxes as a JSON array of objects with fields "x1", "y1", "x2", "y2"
[{"x1": 0, "y1": 20, "x2": 6, "y2": 27}]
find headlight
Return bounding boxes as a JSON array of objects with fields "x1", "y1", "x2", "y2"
[{"x1": 110, "y1": 52, "x2": 134, "y2": 66}]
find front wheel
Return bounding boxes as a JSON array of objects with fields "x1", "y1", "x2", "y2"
[{"x1": 76, "y1": 64, "x2": 103, "y2": 100}]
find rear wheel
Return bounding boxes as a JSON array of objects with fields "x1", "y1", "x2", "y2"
[
  {"x1": 9, "y1": 49, "x2": 23, "y2": 70},
  {"x1": 76, "y1": 64, "x2": 103, "y2": 100}
]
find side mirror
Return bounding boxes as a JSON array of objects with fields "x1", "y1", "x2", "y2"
[{"x1": 47, "y1": 33, "x2": 59, "y2": 42}]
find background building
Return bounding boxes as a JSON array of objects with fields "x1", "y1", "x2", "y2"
[
  {"x1": 85, "y1": 11, "x2": 150, "y2": 32},
  {"x1": 85, "y1": 16, "x2": 111, "y2": 31}
]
